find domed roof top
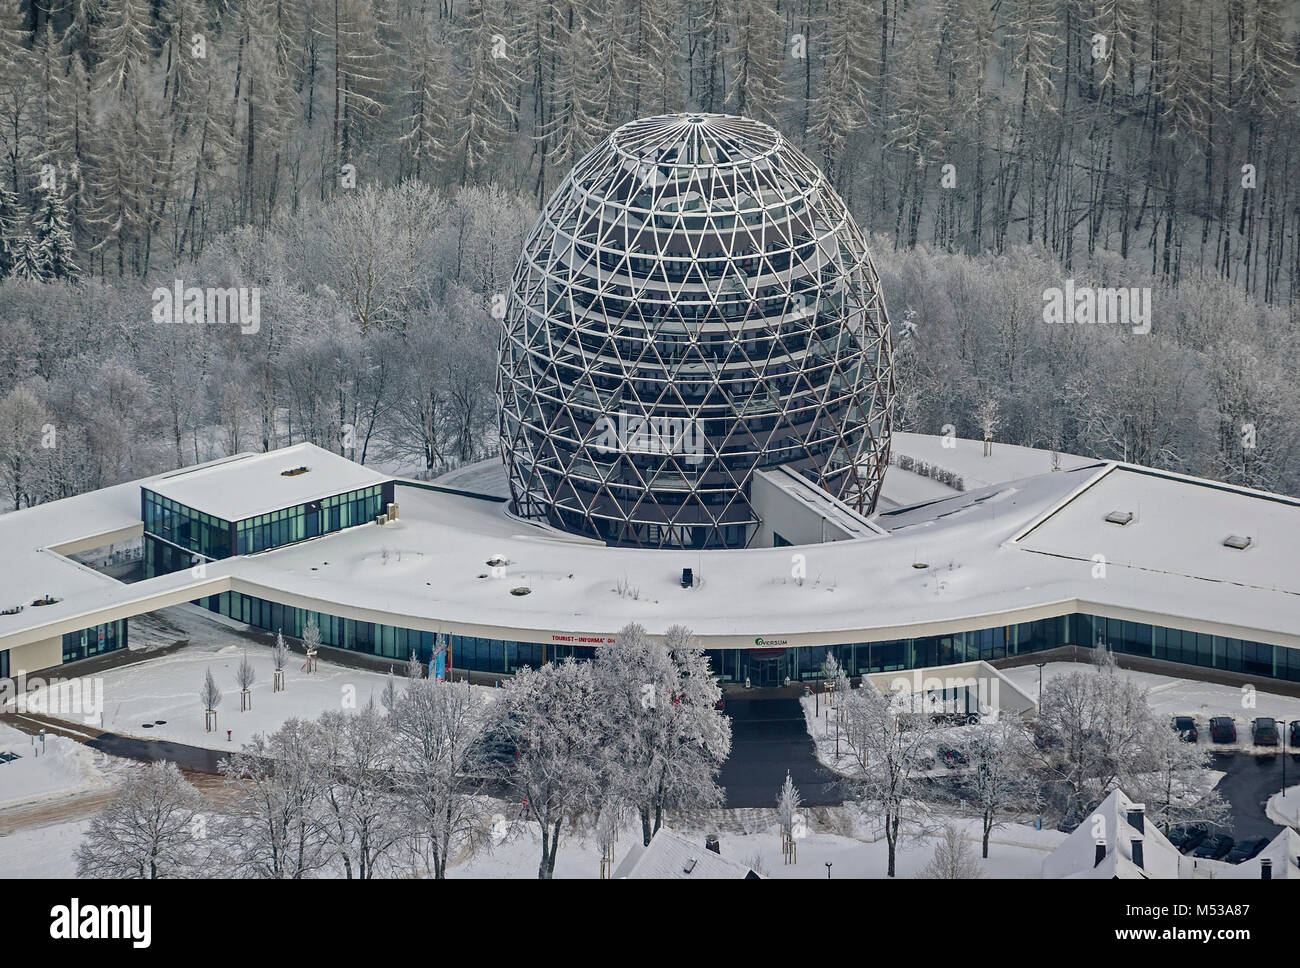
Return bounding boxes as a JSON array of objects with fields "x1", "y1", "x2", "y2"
[{"x1": 609, "y1": 113, "x2": 783, "y2": 168}]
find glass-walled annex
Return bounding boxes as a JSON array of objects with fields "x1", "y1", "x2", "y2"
[
  {"x1": 196, "y1": 589, "x2": 1300, "y2": 686},
  {"x1": 143, "y1": 482, "x2": 393, "y2": 578},
  {"x1": 199, "y1": 590, "x2": 588, "y2": 672},
  {"x1": 61, "y1": 619, "x2": 127, "y2": 663}
]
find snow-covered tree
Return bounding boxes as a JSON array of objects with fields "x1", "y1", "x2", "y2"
[
  {"x1": 839, "y1": 678, "x2": 941, "y2": 876},
  {"x1": 0, "y1": 385, "x2": 50, "y2": 510},
  {"x1": 380, "y1": 668, "x2": 399, "y2": 711},
  {"x1": 405, "y1": 649, "x2": 423, "y2": 680},
  {"x1": 1032, "y1": 650, "x2": 1170, "y2": 823},
  {"x1": 216, "y1": 719, "x2": 331, "y2": 878},
  {"x1": 592, "y1": 623, "x2": 731, "y2": 845},
  {"x1": 389, "y1": 678, "x2": 493, "y2": 878},
  {"x1": 496, "y1": 658, "x2": 604, "y2": 878},
  {"x1": 302, "y1": 615, "x2": 322, "y2": 671},
  {"x1": 956, "y1": 716, "x2": 1041, "y2": 857},
  {"x1": 776, "y1": 770, "x2": 802, "y2": 849},
  {"x1": 316, "y1": 701, "x2": 403, "y2": 879},
  {"x1": 272, "y1": 630, "x2": 290, "y2": 692},
  {"x1": 29, "y1": 185, "x2": 80, "y2": 282},
  {"x1": 916, "y1": 823, "x2": 983, "y2": 879},
  {"x1": 75, "y1": 761, "x2": 203, "y2": 878}
]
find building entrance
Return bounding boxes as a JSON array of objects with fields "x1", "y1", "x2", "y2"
[{"x1": 749, "y1": 651, "x2": 786, "y2": 687}]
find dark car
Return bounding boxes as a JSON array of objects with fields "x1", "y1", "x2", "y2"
[
  {"x1": 1168, "y1": 823, "x2": 1208, "y2": 853},
  {"x1": 1225, "y1": 837, "x2": 1270, "y2": 864},
  {"x1": 1192, "y1": 834, "x2": 1235, "y2": 861},
  {"x1": 1171, "y1": 716, "x2": 1198, "y2": 742},
  {"x1": 1252, "y1": 717, "x2": 1279, "y2": 746},
  {"x1": 1290, "y1": 720, "x2": 1300, "y2": 747},
  {"x1": 1208, "y1": 717, "x2": 1237, "y2": 743},
  {"x1": 937, "y1": 744, "x2": 969, "y2": 768}
]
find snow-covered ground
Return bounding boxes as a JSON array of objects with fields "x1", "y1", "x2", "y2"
[
  {"x1": 1266, "y1": 786, "x2": 1300, "y2": 828},
  {"x1": 0, "y1": 819, "x2": 90, "y2": 877},
  {"x1": 1001, "y1": 661, "x2": 1300, "y2": 755},
  {"x1": 37, "y1": 607, "x2": 498, "y2": 751},
  {"x1": 0, "y1": 722, "x2": 117, "y2": 809},
  {"x1": 452, "y1": 812, "x2": 1065, "y2": 879},
  {"x1": 0, "y1": 722, "x2": 126, "y2": 879}
]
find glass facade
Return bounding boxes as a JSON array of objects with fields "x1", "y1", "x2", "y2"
[
  {"x1": 143, "y1": 483, "x2": 391, "y2": 577},
  {"x1": 704, "y1": 614, "x2": 1300, "y2": 685},
  {"x1": 61, "y1": 619, "x2": 127, "y2": 663},
  {"x1": 142, "y1": 490, "x2": 233, "y2": 568},
  {"x1": 197, "y1": 588, "x2": 1300, "y2": 687},
  {"x1": 199, "y1": 590, "x2": 588, "y2": 673},
  {"x1": 0, "y1": 648, "x2": 8, "y2": 679},
  {"x1": 234, "y1": 485, "x2": 386, "y2": 555}
]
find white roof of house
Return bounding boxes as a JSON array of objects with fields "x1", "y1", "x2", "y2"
[
  {"x1": 143, "y1": 443, "x2": 388, "y2": 521},
  {"x1": 4, "y1": 437, "x2": 1300, "y2": 657},
  {"x1": 1214, "y1": 827, "x2": 1300, "y2": 879},
  {"x1": 613, "y1": 827, "x2": 759, "y2": 879},
  {"x1": 1041, "y1": 790, "x2": 1187, "y2": 879}
]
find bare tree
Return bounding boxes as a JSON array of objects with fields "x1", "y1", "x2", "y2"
[
  {"x1": 236, "y1": 650, "x2": 256, "y2": 711},
  {"x1": 200, "y1": 667, "x2": 222, "y2": 732}
]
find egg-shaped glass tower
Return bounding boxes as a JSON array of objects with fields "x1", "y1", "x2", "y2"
[{"x1": 497, "y1": 114, "x2": 894, "y2": 549}]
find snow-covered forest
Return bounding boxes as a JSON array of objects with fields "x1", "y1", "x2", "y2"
[{"x1": 0, "y1": 0, "x2": 1298, "y2": 506}]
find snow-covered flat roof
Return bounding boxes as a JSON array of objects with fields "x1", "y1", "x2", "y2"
[
  {"x1": 1018, "y1": 464, "x2": 1300, "y2": 595},
  {"x1": 143, "y1": 443, "x2": 389, "y2": 521},
  {"x1": 5, "y1": 437, "x2": 1300, "y2": 657}
]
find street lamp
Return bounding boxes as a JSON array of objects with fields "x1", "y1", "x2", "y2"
[
  {"x1": 825, "y1": 862, "x2": 832, "y2": 879},
  {"x1": 1035, "y1": 662, "x2": 1047, "y2": 714}
]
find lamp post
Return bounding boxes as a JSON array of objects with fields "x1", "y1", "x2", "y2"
[
  {"x1": 825, "y1": 862, "x2": 832, "y2": 879},
  {"x1": 1035, "y1": 662, "x2": 1047, "y2": 715}
]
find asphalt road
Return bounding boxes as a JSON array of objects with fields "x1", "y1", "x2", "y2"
[
  {"x1": 1211, "y1": 751, "x2": 1300, "y2": 840},
  {"x1": 718, "y1": 696, "x2": 845, "y2": 808},
  {"x1": 85, "y1": 732, "x2": 230, "y2": 774}
]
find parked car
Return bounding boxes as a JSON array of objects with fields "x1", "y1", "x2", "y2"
[
  {"x1": 1168, "y1": 823, "x2": 1209, "y2": 853},
  {"x1": 1192, "y1": 834, "x2": 1235, "y2": 861},
  {"x1": 1225, "y1": 837, "x2": 1270, "y2": 864},
  {"x1": 1171, "y1": 716, "x2": 1198, "y2": 742},
  {"x1": 937, "y1": 744, "x2": 969, "y2": 768},
  {"x1": 1208, "y1": 716, "x2": 1237, "y2": 743},
  {"x1": 1290, "y1": 720, "x2": 1300, "y2": 747},
  {"x1": 1252, "y1": 717, "x2": 1280, "y2": 746}
]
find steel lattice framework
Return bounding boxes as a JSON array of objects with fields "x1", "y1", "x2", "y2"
[{"x1": 497, "y1": 113, "x2": 895, "y2": 549}]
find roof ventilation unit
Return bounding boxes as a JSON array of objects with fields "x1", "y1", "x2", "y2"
[
  {"x1": 1223, "y1": 535, "x2": 1252, "y2": 550},
  {"x1": 1104, "y1": 511, "x2": 1134, "y2": 526}
]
